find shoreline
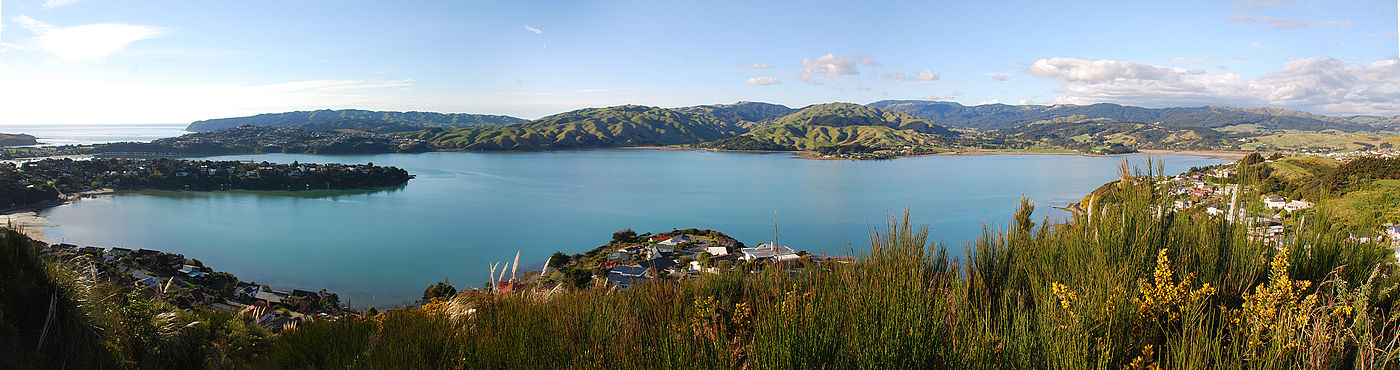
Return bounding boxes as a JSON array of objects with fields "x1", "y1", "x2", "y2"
[
  {"x1": 625, "y1": 145, "x2": 1251, "y2": 160},
  {"x1": 1, "y1": 188, "x2": 115, "y2": 242}
]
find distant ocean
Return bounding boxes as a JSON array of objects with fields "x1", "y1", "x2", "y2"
[{"x1": 0, "y1": 123, "x2": 189, "y2": 146}]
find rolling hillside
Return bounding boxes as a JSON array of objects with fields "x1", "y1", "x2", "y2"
[
  {"x1": 869, "y1": 100, "x2": 1376, "y2": 131},
  {"x1": 411, "y1": 105, "x2": 745, "y2": 150},
  {"x1": 0, "y1": 133, "x2": 39, "y2": 147},
  {"x1": 187, "y1": 109, "x2": 526, "y2": 132},
  {"x1": 672, "y1": 101, "x2": 794, "y2": 129},
  {"x1": 702, "y1": 103, "x2": 957, "y2": 151}
]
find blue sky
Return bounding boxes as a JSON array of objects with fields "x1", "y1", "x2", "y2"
[{"x1": 0, "y1": 0, "x2": 1396, "y2": 124}]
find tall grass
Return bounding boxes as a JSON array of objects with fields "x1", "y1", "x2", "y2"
[
  {"x1": 6, "y1": 160, "x2": 1397, "y2": 368},
  {"x1": 258, "y1": 163, "x2": 1400, "y2": 368},
  {"x1": 0, "y1": 227, "x2": 271, "y2": 368}
]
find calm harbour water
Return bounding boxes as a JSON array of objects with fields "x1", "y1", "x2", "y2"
[
  {"x1": 0, "y1": 123, "x2": 189, "y2": 146},
  {"x1": 36, "y1": 150, "x2": 1229, "y2": 307}
]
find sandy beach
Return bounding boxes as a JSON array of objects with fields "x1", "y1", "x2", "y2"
[
  {"x1": 0, "y1": 188, "x2": 114, "y2": 242},
  {"x1": 1, "y1": 211, "x2": 54, "y2": 241}
]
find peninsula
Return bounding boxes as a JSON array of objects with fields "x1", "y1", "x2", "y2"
[{"x1": 1, "y1": 158, "x2": 412, "y2": 213}]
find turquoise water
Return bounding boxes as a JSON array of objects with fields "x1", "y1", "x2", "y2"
[{"x1": 37, "y1": 150, "x2": 1229, "y2": 307}]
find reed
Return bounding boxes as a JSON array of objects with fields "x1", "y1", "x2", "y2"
[{"x1": 256, "y1": 162, "x2": 1399, "y2": 368}]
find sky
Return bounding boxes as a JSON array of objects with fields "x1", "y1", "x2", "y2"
[{"x1": 0, "y1": 0, "x2": 1396, "y2": 124}]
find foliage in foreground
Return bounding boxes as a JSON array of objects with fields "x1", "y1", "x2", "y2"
[
  {"x1": 262, "y1": 167, "x2": 1400, "y2": 368},
  {"x1": 4, "y1": 162, "x2": 1399, "y2": 368},
  {"x1": 0, "y1": 228, "x2": 270, "y2": 369}
]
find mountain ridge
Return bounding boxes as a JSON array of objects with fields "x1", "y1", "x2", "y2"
[{"x1": 186, "y1": 109, "x2": 527, "y2": 132}]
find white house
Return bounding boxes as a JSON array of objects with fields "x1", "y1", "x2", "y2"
[
  {"x1": 1206, "y1": 206, "x2": 1225, "y2": 216},
  {"x1": 1283, "y1": 200, "x2": 1314, "y2": 212},
  {"x1": 658, "y1": 234, "x2": 692, "y2": 246},
  {"x1": 1263, "y1": 195, "x2": 1287, "y2": 209},
  {"x1": 741, "y1": 243, "x2": 799, "y2": 261},
  {"x1": 178, "y1": 264, "x2": 207, "y2": 278},
  {"x1": 706, "y1": 246, "x2": 729, "y2": 256}
]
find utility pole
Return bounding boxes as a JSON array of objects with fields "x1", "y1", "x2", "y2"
[{"x1": 773, "y1": 210, "x2": 779, "y2": 247}]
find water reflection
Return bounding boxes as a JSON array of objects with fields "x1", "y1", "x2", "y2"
[{"x1": 127, "y1": 184, "x2": 409, "y2": 200}]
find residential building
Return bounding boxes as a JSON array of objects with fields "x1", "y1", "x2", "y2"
[
  {"x1": 1263, "y1": 195, "x2": 1287, "y2": 209},
  {"x1": 741, "y1": 243, "x2": 799, "y2": 261},
  {"x1": 1283, "y1": 200, "x2": 1313, "y2": 212}
]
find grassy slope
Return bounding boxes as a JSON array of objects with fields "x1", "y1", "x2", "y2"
[
  {"x1": 716, "y1": 103, "x2": 957, "y2": 150},
  {"x1": 412, "y1": 105, "x2": 744, "y2": 150},
  {"x1": 742, "y1": 124, "x2": 947, "y2": 150},
  {"x1": 1320, "y1": 179, "x2": 1400, "y2": 228},
  {"x1": 1218, "y1": 126, "x2": 1400, "y2": 151},
  {"x1": 0, "y1": 133, "x2": 39, "y2": 146}
]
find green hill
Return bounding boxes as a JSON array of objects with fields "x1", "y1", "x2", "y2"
[
  {"x1": 672, "y1": 101, "x2": 794, "y2": 129},
  {"x1": 411, "y1": 105, "x2": 745, "y2": 150},
  {"x1": 869, "y1": 100, "x2": 1375, "y2": 131},
  {"x1": 990, "y1": 120, "x2": 1228, "y2": 151},
  {"x1": 186, "y1": 109, "x2": 526, "y2": 132},
  {"x1": 701, "y1": 103, "x2": 956, "y2": 151},
  {"x1": 773, "y1": 103, "x2": 955, "y2": 135},
  {"x1": 740, "y1": 124, "x2": 947, "y2": 150},
  {"x1": 0, "y1": 133, "x2": 39, "y2": 147}
]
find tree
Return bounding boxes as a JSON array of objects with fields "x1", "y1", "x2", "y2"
[
  {"x1": 611, "y1": 229, "x2": 638, "y2": 244},
  {"x1": 319, "y1": 289, "x2": 340, "y2": 311},
  {"x1": 1240, "y1": 152, "x2": 1265, "y2": 166},
  {"x1": 547, "y1": 252, "x2": 570, "y2": 269},
  {"x1": 697, "y1": 252, "x2": 714, "y2": 268},
  {"x1": 422, "y1": 278, "x2": 457, "y2": 301},
  {"x1": 566, "y1": 268, "x2": 592, "y2": 289}
]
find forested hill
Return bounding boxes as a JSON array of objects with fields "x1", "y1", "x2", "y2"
[
  {"x1": 868, "y1": 100, "x2": 1374, "y2": 131},
  {"x1": 701, "y1": 103, "x2": 958, "y2": 151},
  {"x1": 773, "y1": 102, "x2": 955, "y2": 136},
  {"x1": 408, "y1": 105, "x2": 746, "y2": 150},
  {"x1": 187, "y1": 109, "x2": 526, "y2": 132},
  {"x1": 671, "y1": 101, "x2": 795, "y2": 128}
]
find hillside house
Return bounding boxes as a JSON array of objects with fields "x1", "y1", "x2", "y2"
[
  {"x1": 658, "y1": 234, "x2": 692, "y2": 246},
  {"x1": 1284, "y1": 200, "x2": 1314, "y2": 212},
  {"x1": 1263, "y1": 195, "x2": 1287, "y2": 209},
  {"x1": 741, "y1": 243, "x2": 799, "y2": 261},
  {"x1": 607, "y1": 265, "x2": 651, "y2": 289},
  {"x1": 179, "y1": 264, "x2": 207, "y2": 278}
]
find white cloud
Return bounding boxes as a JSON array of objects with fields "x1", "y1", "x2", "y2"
[
  {"x1": 746, "y1": 77, "x2": 780, "y2": 86},
  {"x1": 802, "y1": 54, "x2": 858, "y2": 75},
  {"x1": 858, "y1": 85, "x2": 870, "y2": 91},
  {"x1": 750, "y1": 63, "x2": 773, "y2": 69},
  {"x1": 1026, "y1": 56, "x2": 1400, "y2": 115},
  {"x1": 14, "y1": 15, "x2": 166, "y2": 62},
  {"x1": 42, "y1": 0, "x2": 83, "y2": 9},
  {"x1": 859, "y1": 54, "x2": 880, "y2": 67},
  {"x1": 1232, "y1": 0, "x2": 1295, "y2": 8},
  {"x1": 1224, "y1": 13, "x2": 1348, "y2": 29},
  {"x1": 797, "y1": 74, "x2": 823, "y2": 85},
  {"x1": 0, "y1": 77, "x2": 420, "y2": 124},
  {"x1": 882, "y1": 70, "x2": 939, "y2": 82},
  {"x1": 523, "y1": 24, "x2": 542, "y2": 34},
  {"x1": 989, "y1": 73, "x2": 1009, "y2": 81},
  {"x1": 833, "y1": 86, "x2": 844, "y2": 91}
]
